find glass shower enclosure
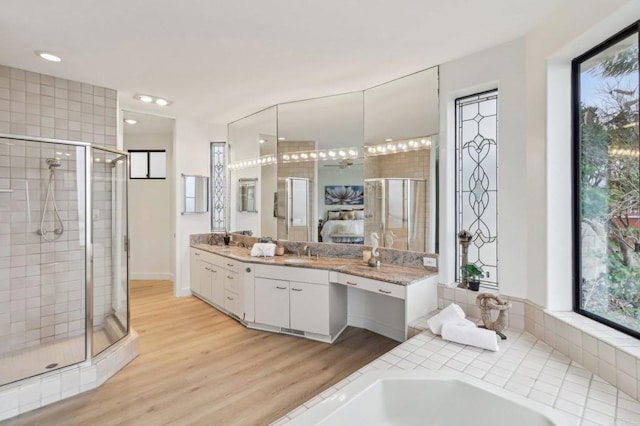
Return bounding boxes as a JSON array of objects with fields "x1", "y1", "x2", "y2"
[
  {"x1": 364, "y1": 178, "x2": 428, "y2": 251},
  {"x1": 0, "y1": 135, "x2": 129, "y2": 386}
]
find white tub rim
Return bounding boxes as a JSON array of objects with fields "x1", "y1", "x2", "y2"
[{"x1": 285, "y1": 370, "x2": 574, "y2": 426}]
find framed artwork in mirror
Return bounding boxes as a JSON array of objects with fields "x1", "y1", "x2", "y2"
[{"x1": 324, "y1": 185, "x2": 364, "y2": 205}]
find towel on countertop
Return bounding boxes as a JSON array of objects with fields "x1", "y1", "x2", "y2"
[
  {"x1": 427, "y1": 303, "x2": 468, "y2": 335},
  {"x1": 250, "y1": 243, "x2": 276, "y2": 257},
  {"x1": 441, "y1": 323, "x2": 499, "y2": 352}
]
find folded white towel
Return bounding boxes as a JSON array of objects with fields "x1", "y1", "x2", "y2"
[
  {"x1": 441, "y1": 323, "x2": 499, "y2": 352},
  {"x1": 427, "y1": 303, "x2": 466, "y2": 335},
  {"x1": 250, "y1": 243, "x2": 276, "y2": 257}
]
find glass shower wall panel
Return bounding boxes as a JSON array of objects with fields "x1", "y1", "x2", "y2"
[
  {"x1": 91, "y1": 148, "x2": 128, "y2": 357},
  {"x1": 0, "y1": 137, "x2": 87, "y2": 386},
  {"x1": 408, "y1": 179, "x2": 427, "y2": 252}
]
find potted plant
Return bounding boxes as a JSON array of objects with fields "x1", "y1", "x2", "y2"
[{"x1": 461, "y1": 264, "x2": 485, "y2": 291}]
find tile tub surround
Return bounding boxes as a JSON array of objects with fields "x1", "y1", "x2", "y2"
[
  {"x1": 0, "y1": 328, "x2": 138, "y2": 421},
  {"x1": 437, "y1": 283, "x2": 526, "y2": 332},
  {"x1": 190, "y1": 233, "x2": 438, "y2": 272},
  {"x1": 275, "y1": 329, "x2": 640, "y2": 426},
  {"x1": 526, "y1": 302, "x2": 640, "y2": 402},
  {"x1": 436, "y1": 283, "x2": 640, "y2": 405}
]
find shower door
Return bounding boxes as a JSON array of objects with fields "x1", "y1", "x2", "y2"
[
  {"x1": 286, "y1": 177, "x2": 311, "y2": 241},
  {"x1": 364, "y1": 178, "x2": 428, "y2": 251},
  {"x1": 90, "y1": 148, "x2": 128, "y2": 357}
]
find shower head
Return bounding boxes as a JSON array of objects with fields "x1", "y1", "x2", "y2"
[
  {"x1": 110, "y1": 154, "x2": 128, "y2": 168},
  {"x1": 46, "y1": 158, "x2": 62, "y2": 169}
]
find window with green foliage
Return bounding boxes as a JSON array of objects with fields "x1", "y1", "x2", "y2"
[{"x1": 573, "y1": 23, "x2": 640, "y2": 337}]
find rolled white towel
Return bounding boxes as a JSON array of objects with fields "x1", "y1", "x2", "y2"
[
  {"x1": 441, "y1": 323, "x2": 499, "y2": 352},
  {"x1": 250, "y1": 243, "x2": 276, "y2": 257},
  {"x1": 427, "y1": 303, "x2": 466, "y2": 335}
]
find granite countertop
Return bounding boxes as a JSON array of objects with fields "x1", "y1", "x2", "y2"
[{"x1": 190, "y1": 243, "x2": 436, "y2": 286}]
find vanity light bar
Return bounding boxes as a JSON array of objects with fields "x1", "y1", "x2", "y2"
[
  {"x1": 365, "y1": 136, "x2": 433, "y2": 157},
  {"x1": 280, "y1": 147, "x2": 360, "y2": 164},
  {"x1": 228, "y1": 155, "x2": 277, "y2": 170}
]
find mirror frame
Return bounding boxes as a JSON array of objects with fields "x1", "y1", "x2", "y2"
[{"x1": 182, "y1": 174, "x2": 209, "y2": 215}]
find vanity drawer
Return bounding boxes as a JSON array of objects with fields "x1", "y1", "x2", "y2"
[
  {"x1": 254, "y1": 264, "x2": 328, "y2": 285},
  {"x1": 336, "y1": 273, "x2": 405, "y2": 300},
  {"x1": 224, "y1": 270, "x2": 240, "y2": 293}
]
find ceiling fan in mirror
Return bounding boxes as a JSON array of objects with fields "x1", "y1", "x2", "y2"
[{"x1": 323, "y1": 159, "x2": 363, "y2": 169}]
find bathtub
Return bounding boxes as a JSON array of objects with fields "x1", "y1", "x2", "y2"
[{"x1": 286, "y1": 370, "x2": 573, "y2": 425}]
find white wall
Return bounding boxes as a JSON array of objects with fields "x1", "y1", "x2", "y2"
[
  {"x1": 125, "y1": 131, "x2": 174, "y2": 280},
  {"x1": 523, "y1": 0, "x2": 640, "y2": 309},
  {"x1": 439, "y1": 37, "x2": 527, "y2": 299},
  {"x1": 173, "y1": 120, "x2": 224, "y2": 296},
  {"x1": 439, "y1": 0, "x2": 640, "y2": 309}
]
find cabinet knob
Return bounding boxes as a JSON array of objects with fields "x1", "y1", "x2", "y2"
[
  {"x1": 227, "y1": 263, "x2": 234, "y2": 267},
  {"x1": 276, "y1": 286, "x2": 286, "y2": 290},
  {"x1": 227, "y1": 276, "x2": 234, "y2": 280},
  {"x1": 346, "y1": 281, "x2": 358, "y2": 286},
  {"x1": 246, "y1": 267, "x2": 251, "y2": 273},
  {"x1": 291, "y1": 288, "x2": 302, "y2": 292},
  {"x1": 378, "y1": 289, "x2": 392, "y2": 294},
  {"x1": 227, "y1": 296, "x2": 234, "y2": 300}
]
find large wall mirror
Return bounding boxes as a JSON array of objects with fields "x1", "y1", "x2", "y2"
[
  {"x1": 228, "y1": 106, "x2": 277, "y2": 236},
  {"x1": 227, "y1": 66, "x2": 439, "y2": 253},
  {"x1": 364, "y1": 68, "x2": 439, "y2": 253},
  {"x1": 277, "y1": 91, "x2": 364, "y2": 242}
]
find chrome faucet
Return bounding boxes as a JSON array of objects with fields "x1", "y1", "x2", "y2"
[{"x1": 303, "y1": 245, "x2": 312, "y2": 258}]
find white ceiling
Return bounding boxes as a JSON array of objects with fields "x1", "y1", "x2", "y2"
[{"x1": 0, "y1": 0, "x2": 565, "y2": 125}]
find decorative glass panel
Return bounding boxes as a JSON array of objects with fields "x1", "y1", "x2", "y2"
[
  {"x1": 455, "y1": 90, "x2": 499, "y2": 290},
  {"x1": 210, "y1": 142, "x2": 227, "y2": 231},
  {"x1": 574, "y1": 26, "x2": 640, "y2": 337}
]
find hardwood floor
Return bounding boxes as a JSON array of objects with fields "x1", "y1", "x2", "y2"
[{"x1": 6, "y1": 280, "x2": 398, "y2": 425}]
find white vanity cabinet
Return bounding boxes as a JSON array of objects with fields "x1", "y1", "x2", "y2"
[
  {"x1": 331, "y1": 271, "x2": 438, "y2": 342},
  {"x1": 190, "y1": 247, "x2": 254, "y2": 322},
  {"x1": 251, "y1": 265, "x2": 346, "y2": 343},
  {"x1": 254, "y1": 277, "x2": 289, "y2": 328},
  {"x1": 289, "y1": 281, "x2": 330, "y2": 335}
]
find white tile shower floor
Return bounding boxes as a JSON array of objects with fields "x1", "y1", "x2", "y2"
[{"x1": 0, "y1": 330, "x2": 111, "y2": 386}]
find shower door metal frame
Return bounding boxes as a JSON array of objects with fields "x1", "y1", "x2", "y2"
[
  {"x1": 0, "y1": 133, "x2": 130, "y2": 367},
  {"x1": 87, "y1": 144, "x2": 130, "y2": 358},
  {"x1": 364, "y1": 177, "x2": 427, "y2": 251}
]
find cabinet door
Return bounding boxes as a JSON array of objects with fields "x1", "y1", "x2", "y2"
[
  {"x1": 290, "y1": 281, "x2": 329, "y2": 335},
  {"x1": 255, "y1": 277, "x2": 289, "y2": 328},
  {"x1": 199, "y1": 262, "x2": 213, "y2": 302},
  {"x1": 210, "y1": 264, "x2": 224, "y2": 307},
  {"x1": 190, "y1": 250, "x2": 202, "y2": 295}
]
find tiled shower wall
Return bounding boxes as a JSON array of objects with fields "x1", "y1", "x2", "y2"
[
  {"x1": 0, "y1": 65, "x2": 117, "y2": 147},
  {"x1": 0, "y1": 64, "x2": 118, "y2": 354},
  {"x1": 277, "y1": 141, "x2": 315, "y2": 240}
]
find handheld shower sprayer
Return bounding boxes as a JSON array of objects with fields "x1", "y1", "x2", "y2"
[{"x1": 38, "y1": 158, "x2": 65, "y2": 241}]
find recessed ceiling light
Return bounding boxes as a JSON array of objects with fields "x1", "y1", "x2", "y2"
[
  {"x1": 278, "y1": 137, "x2": 286, "y2": 141},
  {"x1": 124, "y1": 119, "x2": 137, "y2": 125},
  {"x1": 385, "y1": 138, "x2": 393, "y2": 142},
  {"x1": 259, "y1": 139, "x2": 266, "y2": 144},
  {"x1": 134, "y1": 94, "x2": 172, "y2": 106},
  {"x1": 36, "y1": 51, "x2": 62, "y2": 62}
]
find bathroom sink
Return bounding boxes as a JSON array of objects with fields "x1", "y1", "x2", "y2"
[{"x1": 284, "y1": 258, "x2": 314, "y2": 264}]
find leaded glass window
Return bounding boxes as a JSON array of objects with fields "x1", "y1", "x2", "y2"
[
  {"x1": 210, "y1": 142, "x2": 227, "y2": 232},
  {"x1": 455, "y1": 90, "x2": 499, "y2": 290}
]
